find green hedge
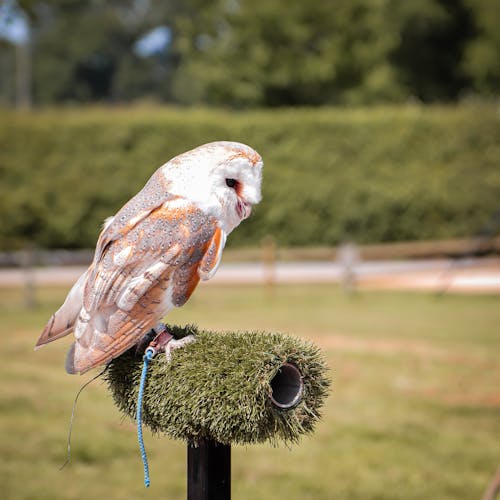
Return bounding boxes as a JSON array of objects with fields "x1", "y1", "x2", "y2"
[{"x1": 1, "y1": 105, "x2": 499, "y2": 250}]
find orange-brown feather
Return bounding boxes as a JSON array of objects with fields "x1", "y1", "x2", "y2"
[{"x1": 68, "y1": 201, "x2": 219, "y2": 374}]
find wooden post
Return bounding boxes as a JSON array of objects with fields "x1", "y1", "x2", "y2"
[
  {"x1": 187, "y1": 439, "x2": 231, "y2": 500},
  {"x1": 261, "y1": 235, "x2": 276, "y2": 293},
  {"x1": 15, "y1": 32, "x2": 32, "y2": 110},
  {"x1": 20, "y1": 244, "x2": 36, "y2": 309},
  {"x1": 337, "y1": 241, "x2": 359, "y2": 295}
]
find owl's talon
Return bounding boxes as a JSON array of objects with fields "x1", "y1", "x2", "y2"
[
  {"x1": 148, "y1": 325, "x2": 174, "y2": 352},
  {"x1": 141, "y1": 324, "x2": 174, "y2": 358},
  {"x1": 164, "y1": 335, "x2": 196, "y2": 362}
]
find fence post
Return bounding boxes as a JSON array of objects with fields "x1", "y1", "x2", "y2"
[
  {"x1": 20, "y1": 244, "x2": 36, "y2": 309},
  {"x1": 261, "y1": 235, "x2": 276, "y2": 292}
]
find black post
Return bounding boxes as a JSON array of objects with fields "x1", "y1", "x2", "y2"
[{"x1": 187, "y1": 439, "x2": 231, "y2": 500}]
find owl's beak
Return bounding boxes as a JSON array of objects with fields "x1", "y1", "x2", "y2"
[{"x1": 236, "y1": 199, "x2": 252, "y2": 220}]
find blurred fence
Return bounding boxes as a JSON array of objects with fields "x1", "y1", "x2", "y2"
[
  {"x1": 1, "y1": 237, "x2": 499, "y2": 268},
  {"x1": 0, "y1": 248, "x2": 94, "y2": 268}
]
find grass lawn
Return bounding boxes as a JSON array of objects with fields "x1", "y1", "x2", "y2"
[{"x1": 0, "y1": 283, "x2": 499, "y2": 499}]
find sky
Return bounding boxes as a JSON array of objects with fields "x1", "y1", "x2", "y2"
[
  {"x1": 0, "y1": 0, "x2": 29, "y2": 45},
  {"x1": 0, "y1": 0, "x2": 170, "y2": 57},
  {"x1": 134, "y1": 25, "x2": 171, "y2": 57}
]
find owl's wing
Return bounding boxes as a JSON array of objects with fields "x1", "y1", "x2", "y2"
[
  {"x1": 198, "y1": 225, "x2": 227, "y2": 281},
  {"x1": 67, "y1": 200, "x2": 223, "y2": 374},
  {"x1": 91, "y1": 169, "x2": 175, "y2": 263},
  {"x1": 36, "y1": 170, "x2": 173, "y2": 350}
]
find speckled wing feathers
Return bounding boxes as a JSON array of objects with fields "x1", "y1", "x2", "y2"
[
  {"x1": 66, "y1": 201, "x2": 221, "y2": 374},
  {"x1": 91, "y1": 170, "x2": 173, "y2": 263},
  {"x1": 198, "y1": 226, "x2": 226, "y2": 281},
  {"x1": 36, "y1": 170, "x2": 174, "y2": 351}
]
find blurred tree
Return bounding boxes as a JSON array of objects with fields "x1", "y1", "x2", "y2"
[
  {"x1": 171, "y1": 0, "x2": 404, "y2": 106},
  {"x1": 389, "y1": 0, "x2": 476, "y2": 102},
  {"x1": 463, "y1": 0, "x2": 500, "y2": 96},
  {"x1": 0, "y1": 39, "x2": 14, "y2": 105},
  {"x1": 11, "y1": 0, "x2": 179, "y2": 103},
  {"x1": 0, "y1": 0, "x2": 32, "y2": 107},
  {"x1": 1, "y1": 0, "x2": 498, "y2": 106}
]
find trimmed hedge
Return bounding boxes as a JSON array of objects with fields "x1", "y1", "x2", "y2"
[{"x1": 1, "y1": 105, "x2": 499, "y2": 249}]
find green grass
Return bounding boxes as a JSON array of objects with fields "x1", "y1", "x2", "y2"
[{"x1": 0, "y1": 284, "x2": 499, "y2": 499}]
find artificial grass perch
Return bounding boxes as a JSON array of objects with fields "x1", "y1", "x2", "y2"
[{"x1": 106, "y1": 324, "x2": 331, "y2": 446}]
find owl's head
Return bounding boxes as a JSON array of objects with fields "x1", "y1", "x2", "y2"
[{"x1": 162, "y1": 141, "x2": 263, "y2": 233}]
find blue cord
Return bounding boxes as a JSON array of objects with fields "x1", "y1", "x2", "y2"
[{"x1": 137, "y1": 347, "x2": 155, "y2": 488}]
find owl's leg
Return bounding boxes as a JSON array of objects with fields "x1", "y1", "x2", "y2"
[
  {"x1": 141, "y1": 323, "x2": 196, "y2": 362},
  {"x1": 148, "y1": 323, "x2": 174, "y2": 353},
  {"x1": 136, "y1": 323, "x2": 172, "y2": 355},
  {"x1": 164, "y1": 335, "x2": 196, "y2": 362}
]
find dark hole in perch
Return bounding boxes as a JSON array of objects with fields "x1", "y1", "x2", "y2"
[{"x1": 269, "y1": 362, "x2": 304, "y2": 409}]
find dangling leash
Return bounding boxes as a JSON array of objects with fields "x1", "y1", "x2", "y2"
[
  {"x1": 136, "y1": 327, "x2": 174, "y2": 488},
  {"x1": 59, "y1": 327, "x2": 173, "y2": 488},
  {"x1": 60, "y1": 365, "x2": 109, "y2": 470},
  {"x1": 137, "y1": 346, "x2": 155, "y2": 487}
]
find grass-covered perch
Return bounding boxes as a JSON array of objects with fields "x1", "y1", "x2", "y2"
[{"x1": 106, "y1": 325, "x2": 330, "y2": 446}]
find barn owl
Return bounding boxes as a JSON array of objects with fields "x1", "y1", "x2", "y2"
[{"x1": 35, "y1": 141, "x2": 263, "y2": 374}]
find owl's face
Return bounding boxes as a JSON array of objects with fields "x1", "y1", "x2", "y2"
[{"x1": 161, "y1": 142, "x2": 263, "y2": 233}]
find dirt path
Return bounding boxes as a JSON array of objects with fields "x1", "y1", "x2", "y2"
[{"x1": 1, "y1": 257, "x2": 499, "y2": 293}]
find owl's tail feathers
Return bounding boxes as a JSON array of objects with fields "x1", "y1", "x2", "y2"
[
  {"x1": 35, "y1": 314, "x2": 74, "y2": 349},
  {"x1": 35, "y1": 269, "x2": 89, "y2": 350}
]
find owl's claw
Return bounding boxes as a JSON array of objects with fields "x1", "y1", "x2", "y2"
[
  {"x1": 141, "y1": 324, "x2": 195, "y2": 363},
  {"x1": 147, "y1": 324, "x2": 174, "y2": 354},
  {"x1": 164, "y1": 335, "x2": 196, "y2": 362}
]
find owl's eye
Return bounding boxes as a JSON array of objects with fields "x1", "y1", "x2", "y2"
[{"x1": 225, "y1": 178, "x2": 238, "y2": 188}]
